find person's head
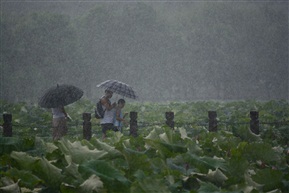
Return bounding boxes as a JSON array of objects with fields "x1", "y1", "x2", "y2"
[
  {"x1": 118, "y1": 99, "x2": 126, "y2": 108},
  {"x1": 105, "y1": 90, "x2": 113, "y2": 98}
]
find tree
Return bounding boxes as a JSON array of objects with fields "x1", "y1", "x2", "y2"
[{"x1": 2, "y1": 12, "x2": 81, "y2": 102}]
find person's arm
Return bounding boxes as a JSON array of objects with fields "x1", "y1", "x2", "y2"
[
  {"x1": 115, "y1": 108, "x2": 122, "y2": 121},
  {"x1": 101, "y1": 98, "x2": 116, "y2": 110},
  {"x1": 116, "y1": 108, "x2": 126, "y2": 123},
  {"x1": 61, "y1": 106, "x2": 68, "y2": 117},
  {"x1": 123, "y1": 112, "x2": 128, "y2": 118}
]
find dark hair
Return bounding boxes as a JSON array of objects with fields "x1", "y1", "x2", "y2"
[
  {"x1": 118, "y1": 99, "x2": 125, "y2": 104},
  {"x1": 105, "y1": 89, "x2": 113, "y2": 94}
]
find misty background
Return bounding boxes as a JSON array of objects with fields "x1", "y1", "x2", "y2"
[{"x1": 1, "y1": 1, "x2": 288, "y2": 102}]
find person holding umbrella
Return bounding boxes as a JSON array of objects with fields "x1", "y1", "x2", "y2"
[
  {"x1": 99, "y1": 89, "x2": 116, "y2": 139},
  {"x1": 51, "y1": 106, "x2": 69, "y2": 140},
  {"x1": 96, "y1": 80, "x2": 138, "y2": 138},
  {"x1": 38, "y1": 84, "x2": 83, "y2": 140}
]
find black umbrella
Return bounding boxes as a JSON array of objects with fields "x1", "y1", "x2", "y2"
[
  {"x1": 96, "y1": 80, "x2": 138, "y2": 99},
  {"x1": 39, "y1": 84, "x2": 83, "y2": 108}
]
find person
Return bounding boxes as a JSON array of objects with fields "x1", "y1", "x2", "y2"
[
  {"x1": 51, "y1": 106, "x2": 69, "y2": 140},
  {"x1": 114, "y1": 99, "x2": 128, "y2": 132},
  {"x1": 100, "y1": 89, "x2": 116, "y2": 139}
]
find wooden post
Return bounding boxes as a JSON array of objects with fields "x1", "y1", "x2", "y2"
[
  {"x1": 208, "y1": 111, "x2": 217, "y2": 132},
  {"x1": 250, "y1": 111, "x2": 259, "y2": 135},
  {"x1": 129, "y1": 111, "x2": 138, "y2": 137},
  {"x1": 83, "y1": 113, "x2": 92, "y2": 140},
  {"x1": 3, "y1": 114, "x2": 12, "y2": 137},
  {"x1": 165, "y1": 112, "x2": 174, "y2": 129}
]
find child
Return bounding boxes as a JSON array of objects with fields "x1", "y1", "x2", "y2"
[{"x1": 114, "y1": 99, "x2": 128, "y2": 132}]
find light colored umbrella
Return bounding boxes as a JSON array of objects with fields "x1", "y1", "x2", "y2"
[
  {"x1": 96, "y1": 80, "x2": 138, "y2": 99},
  {"x1": 38, "y1": 84, "x2": 83, "y2": 108}
]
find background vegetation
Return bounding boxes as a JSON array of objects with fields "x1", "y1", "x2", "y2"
[{"x1": 1, "y1": 1, "x2": 288, "y2": 102}]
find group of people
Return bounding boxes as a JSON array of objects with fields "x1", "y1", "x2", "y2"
[
  {"x1": 51, "y1": 89, "x2": 127, "y2": 140},
  {"x1": 99, "y1": 89, "x2": 128, "y2": 139}
]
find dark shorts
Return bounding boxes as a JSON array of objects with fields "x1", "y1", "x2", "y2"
[{"x1": 101, "y1": 123, "x2": 117, "y2": 134}]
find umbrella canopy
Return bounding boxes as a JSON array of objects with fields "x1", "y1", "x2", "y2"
[
  {"x1": 39, "y1": 84, "x2": 83, "y2": 108},
  {"x1": 96, "y1": 80, "x2": 138, "y2": 99}
]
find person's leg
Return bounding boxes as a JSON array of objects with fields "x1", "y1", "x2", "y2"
[
  {"x1": 52, "y1": 119, "x2": 58, "y2": 140},
  {"x1": 59, "y1": 118, "x2": 67, "y2": 137},
  {"x1": 52, "y1": 117, "x2": 67, "y2": 140},
  {"x1": 101, "y1": 124, "x2": 108, "y2": 139},
  {"x1": 101, "y1": 123, "x2": 115, "y2": 139}
]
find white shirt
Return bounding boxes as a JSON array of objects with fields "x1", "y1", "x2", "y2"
[
  {"x1": 101, "y1": 108, "x2": 115, "y2": 124},
  {"x1": 100, "y1": 99, "x2": 115, "y2": 124},
  {"x1": 52, "y1": 107, "x2": 65, "y2": 119}
]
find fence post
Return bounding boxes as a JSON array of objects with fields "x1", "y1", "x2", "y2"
[
  {"x1": 83, "y1": 113, "x2": 92, "y2": 140},
  {"x1": 129, "y1": 111, "x2": 138, "y2": 137},
  {"x1": 208, "y1": 111, "x2": 217, "y2": 132},
  {"x1": 165, "y1": 112, "x2": 174, "y2": 129},
  {"x1": 250, "y1": 111, "x2": 259, "y2": 135},
  {"x1": 3, "y1": 114, "x2": 12, "y2": 137}
]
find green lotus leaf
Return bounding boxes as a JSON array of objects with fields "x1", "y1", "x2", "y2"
[
  {"x1": 56, "y1": 138, "x2": 107, "y2": 164},
  {"x1": 4, "y1": 168, "x2": 41, "y2": 189},
  {"x1": 206, "y1": 168, "x2": 228, "y2": 185},
  {"x1": 79, "y1": 175, "x2": 104, "y2": 193},
  {"x1": 130, "y1": 177, "x2": 171, "y2": 193},
  {"x1": 79, "y1": 160, "x2": 130, "y2": 192},
  {"x1": 252, "y1": 168, "x2": 283, "y2": 192},
  {"x1": 88, "y1": 138, "x2": 123, "y2": 159},
  {"x1": 0, "y1": 179, "x2": 21, "y2": 193},
  {"x1": 10, "y1": 151, "x2": 64, "y2": 189}
]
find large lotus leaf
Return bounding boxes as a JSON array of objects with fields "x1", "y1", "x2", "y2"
[
  {"x1": 232, "y1": 126, "x2": 261, "y2": 142},
  {"x1": 197, "y1": 180, "x2": 220, "y2": 193},
  {"x1": 130, "y1": 177, "x2": 171, "y2": 193},
  {"x1": 145, "y1": 139, "x2": 185, "y2": 158},
  {"x1": 121, "y1": 147, "x2": 152, "y2": 175},
  {"x1": 4, "y1": 168, "x2": 41, "y2": 189},
  {"x1": 0, "y1": 137, "x2": 35, "y2": 155},
  {"x1": 10, "y1": 151, "x2": 63, "y2": 189},
  {"x1": 178, "y1": 127, "x2": 190, "y2": 140},
  {"x1": 145, "y1": 130, "x2": 187, "y2": 158},
  {"x1": 150, "y1": 157, "x2": 182, "y2": 177},
  {"x1": 56, "y1": 138, "x2": 107, "y2": 164},
  {"x1": 108, "y1": 131, "x2": 123, "y2": 144},
  {"x1": 88, "y1": 138, "x2": 123, "y2": 159},
  {"x1": 251, "y1": 168, "x2": 283, "y2": 192},
  {"x1": 225, "y1": 156, "x2": 249, "y2": 185},
  {"x1": 79, "y1": 175, "x2": 104, "y2": 193},
  {"x1": 166, "y1": 157, "x2": 188, "y2": 175},
  {"x1": 10, "y1": 152, "x2": 37, "y2": 169},
  {"x1": 197, "y1": 180, "x2": 243, "y2": 193},
  {"x1": 144, "y1": 128, "x2": 159, "y2": 141},
  {"x1": 62, "y1": 156, "x2": 83, "y2": 184},
  {"x1": 0, "y1": 179, "x2": 21, "y2": 193},
  {"x1": 79, "y1": 160, "x2": 130, "y2": 192},
  {"x1": 60, "y1": 183, "x2": 78, "y2": 193},
  {"x1": 242, "y1": 142, "x2": 281, "y2": 163},
  {"x1": 206, "y1": 168, "x2": 228, "y2": 185},
  {"x1": 183, "y1": 153, "x2": 227, "y2": 173}
]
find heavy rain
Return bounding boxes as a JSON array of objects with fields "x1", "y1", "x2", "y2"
[
  {"x1": 1, "y1": 1, "x2": 288, "y2": 102},
  {"x1": 1, "y1": 1, "x2": 289, "y2": 192}
]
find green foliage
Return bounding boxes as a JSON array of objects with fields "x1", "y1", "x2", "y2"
[{"x1": 1, "y1": 100, "x2": 289, "y2": 192}]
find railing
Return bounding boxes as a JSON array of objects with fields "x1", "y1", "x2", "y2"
[{"x1": 2, "y1": 111, "x2": 288, "y2": 140}]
